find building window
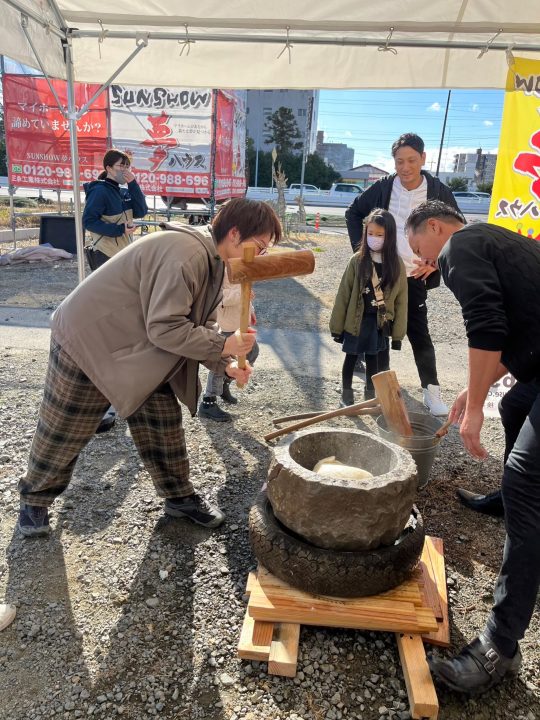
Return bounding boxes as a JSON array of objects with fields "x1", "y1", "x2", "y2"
[{"x1": 298, "y1": 108, "x2": 307, "y2": 117}]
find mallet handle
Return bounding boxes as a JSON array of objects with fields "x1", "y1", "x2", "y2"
[
  {"x1": 236, "y1": 244, "x2": 256, "y2": 389},
  {"x1": 264, "y1": 399, "x2": 381, "y2": 442}
]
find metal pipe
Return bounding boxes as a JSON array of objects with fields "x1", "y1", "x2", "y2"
[
  {"x1": 68, "y1": 29, "x2": 540, "y2": 53},
  {"x1": 20, "y1": 15, "x2": 66, "y2": 116},
  {"x1": 1, "y1": 0, "x2": 65, "y2": 38},
  {"x1": 75, "y1": 38, "x2": 148, "y2": 119},
  {"x1": 64, "y1": 37, "x2": 86, "y2": 283},
  {"x1": 208, "y1": 89, "x2": 218, "y2": 219}
]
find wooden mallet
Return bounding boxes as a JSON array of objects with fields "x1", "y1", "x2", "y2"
[{"x1": 227, "y1": 246, "x2": 315, "y2": 387}]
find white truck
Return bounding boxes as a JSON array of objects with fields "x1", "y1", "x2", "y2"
[{"x1": 246, "y1": 182, "x2": 364, "y2": 208}]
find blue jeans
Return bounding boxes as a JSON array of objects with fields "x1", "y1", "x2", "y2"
[
  {"x1": 203, "y1": 331, "x2": 260, "y2": 398},
  {"x1": 486, "y1": 380, "x2": 540, "y2": 645}
]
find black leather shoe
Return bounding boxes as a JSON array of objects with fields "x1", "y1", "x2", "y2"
[
  {"x1": 429, "y1": 634, "x2": 521, "y2": 696},
  {"x1": 456, "y1": 488, "x2": 504, "y2": 517}
]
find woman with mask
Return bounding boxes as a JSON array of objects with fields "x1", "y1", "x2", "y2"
[
  {"x1": 330, "y1": 208, "x2": 408, "y2": 406},
  {"x1": 83, "y1": 148, "x2": 148, "y2": 271}
]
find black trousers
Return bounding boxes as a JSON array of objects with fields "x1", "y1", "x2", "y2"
[
  {"x1": 407, "y1": 277, "x2": 438, "y2": 388},
  {"x1": 486, "y1": 380, "x2": 540, "y2": 646}
]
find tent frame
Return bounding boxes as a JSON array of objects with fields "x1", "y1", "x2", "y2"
[{"x1": 4, "y1": 0, "x2": 540, "y2": 281}]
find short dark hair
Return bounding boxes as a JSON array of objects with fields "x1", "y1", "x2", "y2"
[
  {"x1": 99, "y1": 149, "x2": 131, "y2": 179},
  {"x1": 406, "y1": 200, "x2": 466, "y2": 234},
  {"x1": 212, "y1": 198, "x2": 282, "y2": 245},
  {"x1": 391, "y1": 133, "x2": 425, "y2": 157}
]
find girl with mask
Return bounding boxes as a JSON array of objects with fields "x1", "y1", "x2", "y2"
[
  {"x1": 83, "y1": 148, "x2": 148, "y2": 271},
  {"x1": 330, "y1": 208, "x2": 408, "y2": 405}
]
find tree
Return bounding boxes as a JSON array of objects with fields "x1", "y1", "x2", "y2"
[
  {"x1": 447, "y1": 176, "x2": 469, "y2": 192},
  {"x1": 476, "y1": 181, "x2": 493, "y2": 194},
  {"x1": 264, "y1": 107, "x2": 303, "y2": 155}
]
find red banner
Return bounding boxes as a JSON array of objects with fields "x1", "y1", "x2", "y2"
[
  {"x1": 2, "y1": 74, "x2": 109, "y2": 189},
  {"x1": 214, "y1": 90, "x2": 246, "y2": 200}
]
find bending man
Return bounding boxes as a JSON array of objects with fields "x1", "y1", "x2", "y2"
[
  {"x1": 406, "y1": 200, "x2": 540, "y2": 695},
  {"x1": 18, "y1": 199, "x2": 281, "y2": 536}
]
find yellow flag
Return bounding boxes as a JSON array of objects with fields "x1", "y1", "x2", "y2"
[{"x1": 489, "y1": 56, "x2": 540, "y2": 241}]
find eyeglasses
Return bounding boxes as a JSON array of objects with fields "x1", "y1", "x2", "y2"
[{"x1": 251, "y1": 237, "x2": 274, "y2": 255}]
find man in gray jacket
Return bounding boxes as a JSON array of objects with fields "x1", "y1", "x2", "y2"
[{"x1": 17, "y1": 199, "x2": 281, "y2": 536}]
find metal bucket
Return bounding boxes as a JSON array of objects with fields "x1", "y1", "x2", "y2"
[{"x1": 376, "y1": 412, "x2": 443, "y2": 490}]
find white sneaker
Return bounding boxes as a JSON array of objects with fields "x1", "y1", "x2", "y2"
[{"x1": 423, "y1": 384, "x2": 448, "y2": 416}]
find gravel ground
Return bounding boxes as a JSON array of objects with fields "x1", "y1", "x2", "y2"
[{"x1": 0, "y1": 233, "x2": 539, "y2": 720}]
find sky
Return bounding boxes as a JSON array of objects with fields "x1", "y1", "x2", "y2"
[{"x1": 317, "y1": 89, "x2": 504, "y2": 172}]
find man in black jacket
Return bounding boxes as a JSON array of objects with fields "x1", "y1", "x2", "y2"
[
  {"x1": 406, "y1": 200, "x2": 540, "y2": 696},
  {"x1": 345, "y1": 133, "x2": 460, "y2": 416}
]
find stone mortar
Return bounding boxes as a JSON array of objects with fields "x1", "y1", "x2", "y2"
[{"x1": 267, "y1": 426, "x2": 418, "y2": 551}]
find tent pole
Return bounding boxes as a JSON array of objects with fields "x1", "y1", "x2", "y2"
[
  {"x1": 64, "y1": 37, "x2": 86, "y2": 283},
  {"x1": 209, "y1": 89, "x2": 218, "y2": 220}
]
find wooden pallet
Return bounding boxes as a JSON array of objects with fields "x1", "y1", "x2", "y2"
[{"x1": 238, "y1": 536, "x2": 449, "y2": 720}]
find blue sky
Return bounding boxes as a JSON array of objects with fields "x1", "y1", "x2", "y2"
[{"x1": 317, "y1": 89, "x2": 504, "y2": 172}]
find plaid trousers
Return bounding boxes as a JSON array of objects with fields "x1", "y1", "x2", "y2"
[{"x1": 20, "y1": 339, "x2": 192, "y2": 507}]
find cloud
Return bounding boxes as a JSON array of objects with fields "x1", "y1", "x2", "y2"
[
  {"x1": 427, "y1": 102, "x2": 441, "y2": 112},
  {"x1": 483, "y1": 120, "x2": 494, "y2": 126},
  {"x1": 344, "y1": 130, "x2": 352, "y2": 137},
  {"x1": 471, "y1": 104, "x2": 479, "y2": 112}
]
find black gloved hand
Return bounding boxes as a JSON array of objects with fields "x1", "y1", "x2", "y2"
[
  {"x1": 391, "y1": 339, "x2": 402, "y2": 351},
  {"x1": 332, "y1": 333, "x2": 344, "y2": 343}
]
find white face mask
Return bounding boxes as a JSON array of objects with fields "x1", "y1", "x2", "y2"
[{"x1": 367, "y1": 234, "x2": 384, "y2": 252}]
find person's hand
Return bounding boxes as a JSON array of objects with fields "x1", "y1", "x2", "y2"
[
  {"x1": 448, "y1": 388, "x2": 468, "y2": 424},
  {"x1": 125, "y1": 224, "x2": 136, "y2": 235},
  {"x1": 222, "y1": 328, "x2": 256, "y2": 356},
  {"x1": 225, "y1": 360, "x2": 253, "y2": 386},
  {"x1": 459, "y1": 407, "x2": 488, "y2": 460},
  {"x1": 123, "y1": 168, "x2": 137, "y2": 183},
  {"x1": 411, "y1": 258, "x2": 437, "y2": 280},
  {"x1": 250, "y1": 310, "x2": 257, "y2": 326}
]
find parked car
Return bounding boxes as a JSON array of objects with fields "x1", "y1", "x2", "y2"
[
  {"x1": 246, "y1": 182, "x2": 363, "y2": 207},
  {"x1": 452, "y1": 191, "x2": 491, "y2": 215}
]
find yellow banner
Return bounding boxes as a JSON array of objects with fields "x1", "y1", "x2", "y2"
[{"x1": 489, "y1": 57, "x2": 540, "y2": 240}]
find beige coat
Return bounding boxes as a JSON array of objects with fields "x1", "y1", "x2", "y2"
[{"x1": 52, "y1": 225, "x2": 230, "y2": 417}]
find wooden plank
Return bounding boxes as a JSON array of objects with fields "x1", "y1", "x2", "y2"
[
  {"x1": 419, "y1": 555, "x2": 443, "y2": 620},
  {"x1": 268, "y1": 623, "x2": 301, "y2": 677},
  {"x1": 396, "y1": 633, "x2": 439, "y2": 719},
  {"x1": 238, "y1": 607, "x2": 273, "y2": 661},
  {"x1": 257, "y1": 565, "x2": 423, "y2": 607},
  {"x1": 421, "y1": 537, "x2": 451, "y2": 648},
  {"x1": 248, "y1": 583, "x2": 438, "y2": 633},
  {"x1": 245, "y1": 571, "x2": 257, "y2": 597},
  {"x1": 372, "y1": 370, "x2": 413, "y2": 436}
]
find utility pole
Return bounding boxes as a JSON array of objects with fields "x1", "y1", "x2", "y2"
[
  {"x1": 435, "y1": 90, "x2": 451, "y2": 177},
  {"x1": 299, "y1": 95, "x2": 314, "y2": 199}
]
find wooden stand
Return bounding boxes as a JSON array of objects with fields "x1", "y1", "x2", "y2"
[{"x1": 238, "y1": 536, "x2": 449, "y2": 720}]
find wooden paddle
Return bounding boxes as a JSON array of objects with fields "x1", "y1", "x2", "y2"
[{"x1": 371, "y1": 370, "x2": 413, "y2": 437}]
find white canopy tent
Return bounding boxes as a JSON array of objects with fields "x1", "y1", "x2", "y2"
[{"x1": 1, "y1": 0, "x2": 540, "y2": 279}]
